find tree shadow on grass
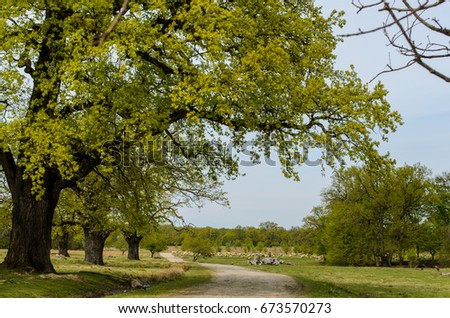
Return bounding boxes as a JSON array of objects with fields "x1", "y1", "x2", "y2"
[{"x1": 0, "y1": 267, "x2": 129, "y2": 297}]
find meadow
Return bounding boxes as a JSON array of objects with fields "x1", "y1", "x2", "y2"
[
  {"x1": 196, "y1": 256, "x2": 450, "y2": 298},
  {"x1": 0, "y1": 249, "x2": 210, "y2": 298},
  {"x1": 1, "y1": 249, "x2": 449, "y2": 298}
]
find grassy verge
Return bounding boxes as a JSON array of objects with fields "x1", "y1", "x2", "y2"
[
  {"x1": 108, "y1": 264, "x2": 211, "y2": 298},
  {"x1": 197, "y1": 256, "x2": 450, "y2": 298},
  {"x1": 0, "y1": 249, "x2": 211, "y2": 298}
]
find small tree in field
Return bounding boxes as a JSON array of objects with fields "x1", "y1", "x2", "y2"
[
  {"x1": 182, "y1": 236, "x2": 214, "y2": 262},
  {"x1": 145, "y1": 241, "x2": 167, "y2": 259},
  {"x1": 256, "y1": 242, "x2": 266, "y2": 253},
  {"x1": 142, "y1": 231, "x2": 167, "y2": 258},
  {"x1": 106, "y1": 231, "x2": 128, "y2": 255}
]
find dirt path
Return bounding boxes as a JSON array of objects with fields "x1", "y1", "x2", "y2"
[{"x1": 159, "y1": 253, "x2": 301, "y2": 298}]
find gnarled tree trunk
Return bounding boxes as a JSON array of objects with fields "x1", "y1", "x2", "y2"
[
  {"x1": 3, "y1": 164, "x2": 62, "y2": 273},
  {"x1": 124, "y1": 231, "x2": 143, "y2": 260},
  {"x1": 83, "y1": 226, "x2": 111, "y2": 265}
]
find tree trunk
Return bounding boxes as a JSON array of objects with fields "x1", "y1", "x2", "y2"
[
  {"x1": 375, "y1": 215, "x2": 391, "y2": 267},
  {"x1": 378, "y1": 253, "x2": 392, "y2": 267},
  {"x1": 430, "y1": 249, "x2": 436, "y2": 261},
  {"x1": 124, "y1": 232, "x2": 143, "y2": 260},
  {"x1": 57, "y1": 230, "x2": 71, "y2": 257},
  {"x1": 83, "y1": 226, "x2": 110, "y2": 265},
  {"x1": 3, "y1": 166, "x2": 62, "y2": 273}
]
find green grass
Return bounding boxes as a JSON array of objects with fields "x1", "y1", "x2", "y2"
[
  {"x1": 197, "y1": 256, "x2": 450, "y2": 298},
  {"x1": 3, "y1": 250, "x2": 449, "y2": 298},
  {"x1": 0, "y1": 249, "x2": 211, "y2": 298}
]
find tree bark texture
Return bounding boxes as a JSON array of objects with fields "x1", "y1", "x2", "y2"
[
  {"x1": 83, "y1": 226, "x2": 110, "y2": 265},
  {"x1": 125, "y1": 232, "x2": 143, "y2": 260},
  {"x1": 57, "y1": 231, "x2": 71, "y2": 257},
  {"x1": 2, "y1": 165, "x2": 62, "y2": 273}
]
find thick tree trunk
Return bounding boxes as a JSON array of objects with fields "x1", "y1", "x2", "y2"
[
  {"x1": 3, "y1": 166, "x2": 62, "y2": 273},
  {"x1": 124, "y1": 232, "x2": 143, "y2": 260},
  {"x1": 1, "y1": 160, "x2": 97, "y2": 272},
  {"x1": 83, "y1": 226, "x2": 111, "y2": 265}
]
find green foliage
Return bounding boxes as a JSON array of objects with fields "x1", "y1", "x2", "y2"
[
  {"x1": 1, "y1": 0, "x2": 401, "y2": 196},
  {"x1": 106, "y1": 231, "x2": 128, "y2": 253},
  {"x1": 313, "y1": 164, "x2": 438, "y2": 266},
  {"x1": 142, "y1": 231, "x2": 168, "y2": 258},
  {"x1": 182, "y1": 236, "x2": 214, "y2": 261},
  {"x1": 324, "y1": 202, "x2": 377, "y2": 266},
  {"x1": 301, "y1": 206, "x2": 328, "y2": 255},
  {"x1": 256, "y1": 241, "x2": 265, "y2": 253},
  {"x1": 68, "y1": 171, "x2": 117, "y2": 236},
  {"x1": 1, "y1": 0, "x2": 403, "y2": 272},
  {"x1": 167, "y1": 223, "x2": 320, "y2": 255},
  {"x1": 281, "y1": 241, "x2": 291, "y2": 254}
]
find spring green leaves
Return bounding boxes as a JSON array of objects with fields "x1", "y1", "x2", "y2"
[{"x1": 1, "y1": 0, "x2": 402, "y2": 196}]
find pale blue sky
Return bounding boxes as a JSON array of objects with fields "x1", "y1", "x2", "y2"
[{"x1": 179, "y1": 1, "x2": 450, "y2": 229}]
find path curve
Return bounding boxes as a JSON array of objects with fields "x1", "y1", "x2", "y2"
[{"x1": 160, "y1": 253, "x2": 301, "y2": 298}]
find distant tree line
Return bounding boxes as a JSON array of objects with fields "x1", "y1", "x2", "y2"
[
  {"x1": 302, "y1": 164, "x2": 450, "y2": 267},
  {"x1": 2, "y1": 163, "x2": 449, "y2": 268}
]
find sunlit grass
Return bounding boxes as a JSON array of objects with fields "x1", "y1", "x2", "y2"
[
  {"x1": 0, "y1": 249, "x2": 211, "y2": 298},
  {"x1": 2, "y1": 249, "x2": 449, "y2": 298},
  {"x1": 198, "y1": 256, "x2": 450, "y2": 298}
]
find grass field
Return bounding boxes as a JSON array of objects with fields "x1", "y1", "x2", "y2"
[
  {"x1": 196, "y1": 256, "x2": 450, "y2": 298},
  {"x1": 0, "y1": 249, "x2": 210, "y2": 298},
  {"x1": 1, "y1": 249, "x2": 449, "y2": 298}
]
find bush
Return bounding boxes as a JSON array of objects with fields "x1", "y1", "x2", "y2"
[{"x1": 182, "y1": 237, "x2": 213, "y2": 261}]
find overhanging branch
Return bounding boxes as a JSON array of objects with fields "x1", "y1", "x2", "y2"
[{"x1": 345, "y1": 0, "x2": 450, "y2": 83}]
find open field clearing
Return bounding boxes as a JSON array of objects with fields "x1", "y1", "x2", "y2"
[
  {"x1": 194, "y1": 256, "x2": 450, "y2": 298},
  {"x1": 1, "y1": 249, "x2": 450, "y2": 298}
]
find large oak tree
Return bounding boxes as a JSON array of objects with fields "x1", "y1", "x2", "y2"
[{"x1": 0, "y1": 0, "x2": 401, "y2": 272}]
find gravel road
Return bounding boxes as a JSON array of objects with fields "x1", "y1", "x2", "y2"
[{"x1": 159, "y1": 252, "x2": 301, "y2": 298}]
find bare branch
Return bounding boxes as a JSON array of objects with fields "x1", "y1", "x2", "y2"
[
  {"x1": 384, "y1": 2, "x2": 450, "y2": 82},
  {"x1": 369, "y1": 59, "x2": 417, "y2": 83},
  {"x1": 345, "y1": 0, "x2": 450, "y2": 82},
  {"x1": 402, "y1": 0, "x2": 450, "y2": 36}
]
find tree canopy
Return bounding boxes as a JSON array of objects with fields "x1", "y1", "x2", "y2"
[
  {"x1": 0, "y1": 0, "x2": 402, "y2": 272},
  {"x1": 313, "y1": 164, "x2": 439, "y2": 266}
]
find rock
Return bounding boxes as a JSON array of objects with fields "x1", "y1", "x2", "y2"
[
  {"x1": 249, "y1": 255, "x2": 290, "y2": 266},
  {"x1": 130, "y1": 278, "x2": 149, "y2": 289},
  {"x1": 261, "y1": 257, "x2": 274, "y2": 265}
]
